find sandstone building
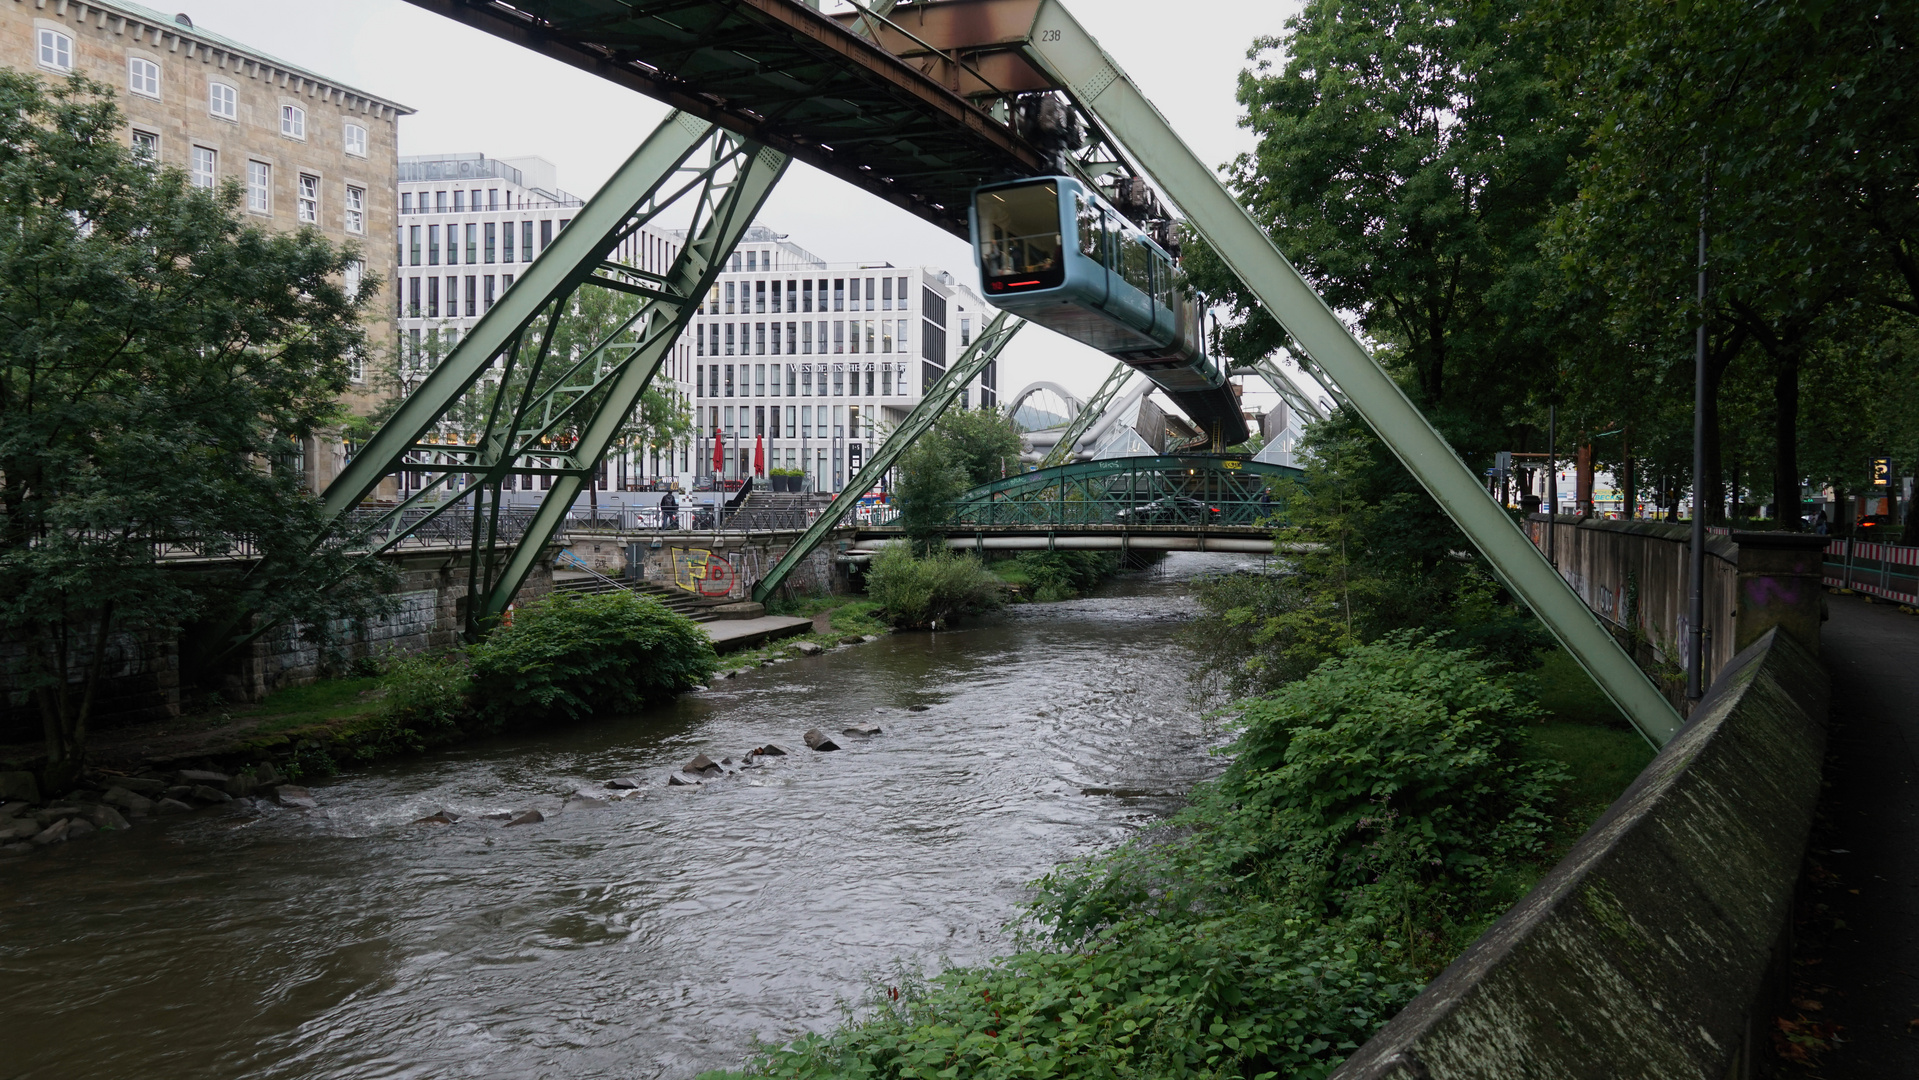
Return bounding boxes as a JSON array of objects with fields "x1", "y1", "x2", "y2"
[{"x1": 1, "y1": 0, "x2": 412, "y2": 492}]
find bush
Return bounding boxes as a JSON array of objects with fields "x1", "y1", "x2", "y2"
[
  {"x1": 348, "y1": 653, "x2": 473, "y2": 759},
  {"x1": 866, "y1": 546, "x2": 1003, "y2": 628},
  {"x1": 467, "y1": 590, "x2": 717, "y2": 726},
  {"x1": 1010, "y1": 550, "x2": 1121, "y2": 601}
]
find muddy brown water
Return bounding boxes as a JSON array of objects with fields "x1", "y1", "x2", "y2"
[{"x1": 0, "y1": 553, "x2": 1261, "y2": 1079}]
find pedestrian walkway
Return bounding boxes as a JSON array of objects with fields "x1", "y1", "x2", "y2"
[{"x1": 1782, "y1": 594, "x2": 1919, "y2": 1075}]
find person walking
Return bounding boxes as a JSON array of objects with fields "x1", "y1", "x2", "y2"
[{"x1": 659, "y1": 490, "x2": 679, "y2": 530}]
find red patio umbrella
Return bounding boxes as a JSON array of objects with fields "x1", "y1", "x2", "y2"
[
  {"x1": 712, "y1": 426, "x2": 724, "y2": 475},
  {"x1": 753, "y1": 434, "x2": 765, "y2": 476}
]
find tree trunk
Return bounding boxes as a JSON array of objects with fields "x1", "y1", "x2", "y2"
[{"x1": 1772, "y1": 348, "x2": 1804, "y2": 530}]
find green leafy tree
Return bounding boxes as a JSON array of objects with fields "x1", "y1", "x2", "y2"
[
  {"x1": 1186, "y1": 416, "x2": 1548, "y2": 696},
  {"x1": 0, "y1": 73, "x2": 389, "y2": 787},
  {"x1": 1545, "y1": 0, "x2": 1919, "y2": 525},
  {"x1": 892, "y1": 408, "x2": 1021, "y2": 552},
  {"x1": 1192, "y1": 0, "x2": 1580, "y2": 436}
]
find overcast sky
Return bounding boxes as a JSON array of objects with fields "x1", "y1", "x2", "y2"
[{"x1": 174, "y1": 0, "x2": 1304, "y2": 407}]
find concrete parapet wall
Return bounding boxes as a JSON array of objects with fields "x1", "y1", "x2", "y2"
[
  {"x1": 1527, "y1": 516, "x2": 1739, "y2": 687},
  {"x1": 1331, "y1": 628, "x2": 1828, "y2": 1080}
]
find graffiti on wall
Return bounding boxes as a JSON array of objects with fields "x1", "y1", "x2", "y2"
[{"x1": 670, "y1": 547, "x2": 764, "y2": 599}]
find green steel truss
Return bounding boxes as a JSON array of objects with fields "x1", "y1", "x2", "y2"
[
  {"x1": 951, "y1": 455, "x2": 1301, "y2": 530},
  {"x1": 1037, "y1": 362, "x2": 1131, "y2": 469},
  {"x1": 749, "y1": 311, "x2": 1024, "y2": 602},
  {"x1": 397, "y1": 0, "x2": 1682, "y2": 743},
  {"x1": 1236, "y1": 357, "x2": 1327, "y2": 427},
  {"x1": 1009, "y1": 1, "x2": 1682, "y2": 744},
  {"x1": 321, "y1": 114, "x2": 788, "y2": 635}
]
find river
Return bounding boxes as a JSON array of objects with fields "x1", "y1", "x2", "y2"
[{"x1": 0, "y1": 553, "x2": 1257, "y2": 1080}]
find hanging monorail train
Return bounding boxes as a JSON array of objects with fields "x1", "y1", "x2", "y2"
[{"x1": 970, "y1": 176, "x2": 1249, "y2": 447}]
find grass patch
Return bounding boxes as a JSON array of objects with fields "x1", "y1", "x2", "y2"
[
  {"x1": 232, "y1": 677, "x2": 383, "y2": 735},
  {"x1": 1522, "y1": 646, "x2": 1656, "y2": 852}
]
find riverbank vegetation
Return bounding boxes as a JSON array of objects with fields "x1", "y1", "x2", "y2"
[
  {"x1": 866, "y1": 547, "x2": 1003, "y2": 629},
  {"x1": 219, "y1": 591, "x2": 716, "y2": 780},
  {"x1": 709, "y1": 635, "x2": 1637, "y2": 1080},
  {"x1": 990, "y1": 551, "x2": 1128, "y2": 602}
]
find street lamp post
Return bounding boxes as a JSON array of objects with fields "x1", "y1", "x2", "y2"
[{"x1": 1687, "y1": 206, "x2": 1709, "y2": 702}]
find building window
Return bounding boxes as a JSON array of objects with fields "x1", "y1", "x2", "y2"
[
  {"x1": 345, "y1": 185, "x2": 365, "y2": 234},
  {"x1": 540, "y1": 219, "x2": 553, "y2": 251},
  {"x1": 347, "y1": 346, "x2": 365, "y2": 385},
  {"x1": 466, "y1": 223, "x2": 478, "y2": 264},
  {"x1": 297, "y1": 174, "x2": 319, "y2": 224},
  {"x1": 344, "y1": 260, "x2": 364, "y2": 301},
  {"x1": 502, "y1": 221, "x2": 515, "y2": 263},
  {"x1": 37, "y1": 29, "x2": 71, "y2": 72},
  {"x1": 344, "y1": 123, "x2": 368, "y2": 157},
  {"x1": 281, "y1": 105, "x2": 306, "y2": 140},
  {"x1": 209, "y1": 81, "x2": 237, "y2": 120},
  {"x1": 520, "y1": 221, "x2": 533, "y2": 260},
  {"x1": 183, "y1": 144, "x2": 213, "y2": 188},
  {"x1": 484, "y1": 222, "x2": 496, "y2": 263},
  {"x1": 465, "y1": 275, "x2": 477, "y2": 318},
  {"x1": 427, "y1": 276, "x2": 439, "y2": 319},
  {"x1": 725, "y1": 324, "x2": 735, "y2": 356},
  {"x1": 428, "y1": 224, "x2": 440, "y2": 266},
  {"x1": 408, "y1": 277, "x2": 420, "y2": 317},
  {"x1": 409, "y1": 225, "x2": 421, "y2": 266},
  {"x1": 246, "y1": 161, "x2": 271, "y2": 214},
  {"x1": 128, "y1": 58, "x2": 160, "y2": 99},
  {"x1": 484, "y1": 275, "x2": 496, "y2": 311},
  {"x1": 453, "y1": 190, "x2": 465, "y2": 213},
  {"x1": 131, "y1": 129, "x2": 158, "y2": 161},
  {"x1": 401, "y1": 192, "x2": 413, "y2": 215}
]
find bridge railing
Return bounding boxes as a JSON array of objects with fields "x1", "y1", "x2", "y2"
[{"x1": 945, "y1": 455, "x2": 1299, "y2": 531}]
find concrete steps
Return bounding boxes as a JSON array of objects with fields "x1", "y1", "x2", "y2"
[{"x1": 550, "y1": 573, "x2": 761, "y2": 623}]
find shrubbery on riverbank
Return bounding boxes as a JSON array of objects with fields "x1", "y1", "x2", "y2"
[
  {"x1": 468, "y1": 591, "x2": 718, "y2": 726},
  {"x1": 994, "y1": 550, "x2": 1125, "y2": 602},
  {"x1": 280, "y1": 592, "x2": 717, "y2": 777},
  {"x1": 866, "y1": 548, "x2": 1004, "y2": 628},
  {"x1": 711, "y1": 636, "x2": 1581, "y2": 1080}
]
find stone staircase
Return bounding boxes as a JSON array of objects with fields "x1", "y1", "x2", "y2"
[{"x1": 550, "y1": 572, "x2": 758, "y2": 623}]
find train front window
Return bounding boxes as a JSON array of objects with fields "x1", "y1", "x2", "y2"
[{"x1": 977, "y1": 182, "x2": 1064, "y2": 291}]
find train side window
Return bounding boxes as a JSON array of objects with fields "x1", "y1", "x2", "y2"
[
  {"x1": 975, "y1": 182, "x2": 1061, "y2": 278},
  {"x1": 1077, "y1": 194, "x2": 1103, "y2": 261},
  {"x1": 1121, "y1": 234, "x2": 1151, "y2": 292}
]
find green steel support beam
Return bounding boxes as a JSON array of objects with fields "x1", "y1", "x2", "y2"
[
  {"x1": 751, "y1": 311, "x2": 1023, "y2": 603},
  {"x1": 1038, "y1": 362, "x2": 1131, "y2": 469},
  {"x1": 320, "y1": 112, "x2": 789, "y2": 634},
  {"x1": 1237, "y1": 357, "x2": 1326, "y2": 427},
  {"x1": 1017, "y1": 2, "x2": 1683, "y2": 745}
]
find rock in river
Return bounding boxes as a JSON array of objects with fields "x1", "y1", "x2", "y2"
[
  {"x1": 843, "y1": 722, "x2": 882, "y2": 736},
  {"x1": 504, "y1": 810, "x2": 544, "y2": 827},
  {"x1": 31, "y1": 819, "x2": 70, "y2": 845},
  {"x1": 276, "y1": 786, "x2": 318, "y2": 809},
  {"x1": 154, "y1": 798, "x2": 194, "y2": 815},
  {"x1": 563, "y1": 795, "x2": 609, "y2": 811},
  {"x1": 174, "y1": 769, "x2": 230, "y2": 786},
  {"x1": 190, "y1": 785, "x2": 232, "y2": 804},
  {"x1": 667, "y1": 774, "x2": 697, "y2": 786},
  {"x1": 683, "y1": 754, "x2": 723, "y2": 776},
  {"x1": 412, "y1": 811, "x2": 460, "y2": 826},
  {"x1": 790, "y1": 641, "x2": 824, "y2": 656},
  {"x1": 750, "y1": 744, "x2": 787, "y2": 757},
  {"x1": 803, "y1": 729, "x2": 840, "y2": 752},
  {"x1": 102, "y1": 787, "x2": 154, "y2": 815},
  {"x1": 604, "y1": 777, "x2": 643, "y2": 790}
]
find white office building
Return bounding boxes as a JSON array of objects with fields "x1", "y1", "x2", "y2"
[
  {"x1": 391, "y1": 153, "x2": 695, "y2": 503},
  {"x1": 688, "y1": 226, "x2": 997, "y2": 494}
]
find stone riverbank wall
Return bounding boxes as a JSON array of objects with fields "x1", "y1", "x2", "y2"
[
  {"x1": 0, "y1": 548, "x2": 556, "y2": 745},
  {"x1": 1331, "y1": 627, "x2": 1827, "y2": 1080},
  {"x1": 1327, "y1": 522, "x2": 1836, "y2": 1078}
]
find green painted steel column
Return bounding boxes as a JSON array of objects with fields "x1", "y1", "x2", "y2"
[{"x1": 1021, "y1": 1, "x2": 1682, "y2": 745}]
